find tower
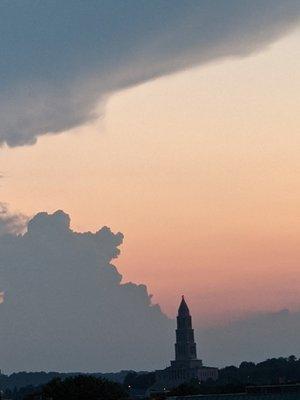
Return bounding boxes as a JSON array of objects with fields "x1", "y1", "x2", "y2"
[
  {"x1": 153, "y1": 295, "x2": 218, "y2": 392},
  {"x1": 175, "y1": 295, "x2": 197, "y2": 361}
]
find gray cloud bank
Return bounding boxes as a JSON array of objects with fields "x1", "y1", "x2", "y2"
[
  {"x1": 0, "y1": 1, "x2": 299, "y2": 147},
  {"x1": 0, "y1": 203, "x2": 27, "y2": 236},
  {"x1": 198, "y1": 309, "x2": 300, "y2": 367},
  {"x1": 0, "y1": 209, "x2": 300, "y2": 372},
  {"x1": 0, "y1": 210, "x2": 173, "y2": 372}
]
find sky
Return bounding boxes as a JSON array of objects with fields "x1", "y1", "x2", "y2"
[{"x1": 0, "y1": 1, "x2": 300, "y2": 372}]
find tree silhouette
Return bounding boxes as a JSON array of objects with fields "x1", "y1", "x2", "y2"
[{"x1": 27, "y1": 375, "x2": 128, "y2": 400}]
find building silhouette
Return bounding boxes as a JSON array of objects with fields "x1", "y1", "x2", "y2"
[{"x1": 154, "y1": 296, "x2": 218, "y2": 390}]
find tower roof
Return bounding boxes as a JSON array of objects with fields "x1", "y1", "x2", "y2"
[{"x1": 178, "y1": 295, "x2": 190, "y2": 316}]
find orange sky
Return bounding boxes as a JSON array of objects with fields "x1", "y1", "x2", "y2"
[{"x1": 1, "y1": 30, "x2": 300, "y2": 326}]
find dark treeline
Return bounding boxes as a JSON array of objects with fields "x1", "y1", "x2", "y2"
[
  {"x1": 170, "y1": 355, "x2": 300, "y2": 396},
  {"x1": 3, "y1": 356, "x2": 300, "y2": 399},
  {"x1": 3, "y1": 375, "x2": 128, "y2": 400},
  {"x1": 124, "y1": 355, "x2": 300, "y2": 394},
  {"x1": 218, "y1": 355, "x2": 300, "y2": 385},
  {"x1": 0, "y1": 370, "x2": 129, "y2": 392},
  {"x1": 124, "y1": 372, "x2": 156, "y2": 390}
]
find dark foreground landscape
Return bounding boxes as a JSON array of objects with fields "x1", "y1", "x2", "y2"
[{"x1": 1, "y1": 355, "x2": 300, "y2": 400}]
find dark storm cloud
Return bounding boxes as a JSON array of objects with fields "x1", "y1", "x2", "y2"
[
  {"x1": 0, "y1": 210, "x2": 173, "y2": 372},
  {"x1": 0, "y1": 0, "x2": 299, "y2": 146}
]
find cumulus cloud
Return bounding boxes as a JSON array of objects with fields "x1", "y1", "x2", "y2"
[
  {"x1": 1, "y1": 207, "x2": 300, "y2": 372},
  {"x1": 0, "y1": 210, "x2": 173, "y2": 372},
  {"x1": 0, "y1": 203, "x2": 28, "y2": 236},
  {"x1": 0, "y1": 1, "x2": 299, "y2": 146}
]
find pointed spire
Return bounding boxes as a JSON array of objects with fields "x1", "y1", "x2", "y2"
[{"x1": 178, "y1": 295, "x2": 190, "y2": 316}]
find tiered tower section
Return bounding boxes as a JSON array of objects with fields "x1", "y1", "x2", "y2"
[{"x1": 175, "y1": 296, "x2": 197, "y2": 361}]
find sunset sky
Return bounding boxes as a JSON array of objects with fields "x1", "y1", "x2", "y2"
[{"x1": 1, "y1": 23, "x2": 300, "y2": 328}]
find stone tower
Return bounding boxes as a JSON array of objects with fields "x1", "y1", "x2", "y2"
[{"x1": 175, "y1": 295, "x2": 197, "y2": 361}]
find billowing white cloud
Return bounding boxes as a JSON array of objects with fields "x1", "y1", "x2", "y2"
[{"x1": 0, "y1": 1, "x2": 299, "y2": 146}]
